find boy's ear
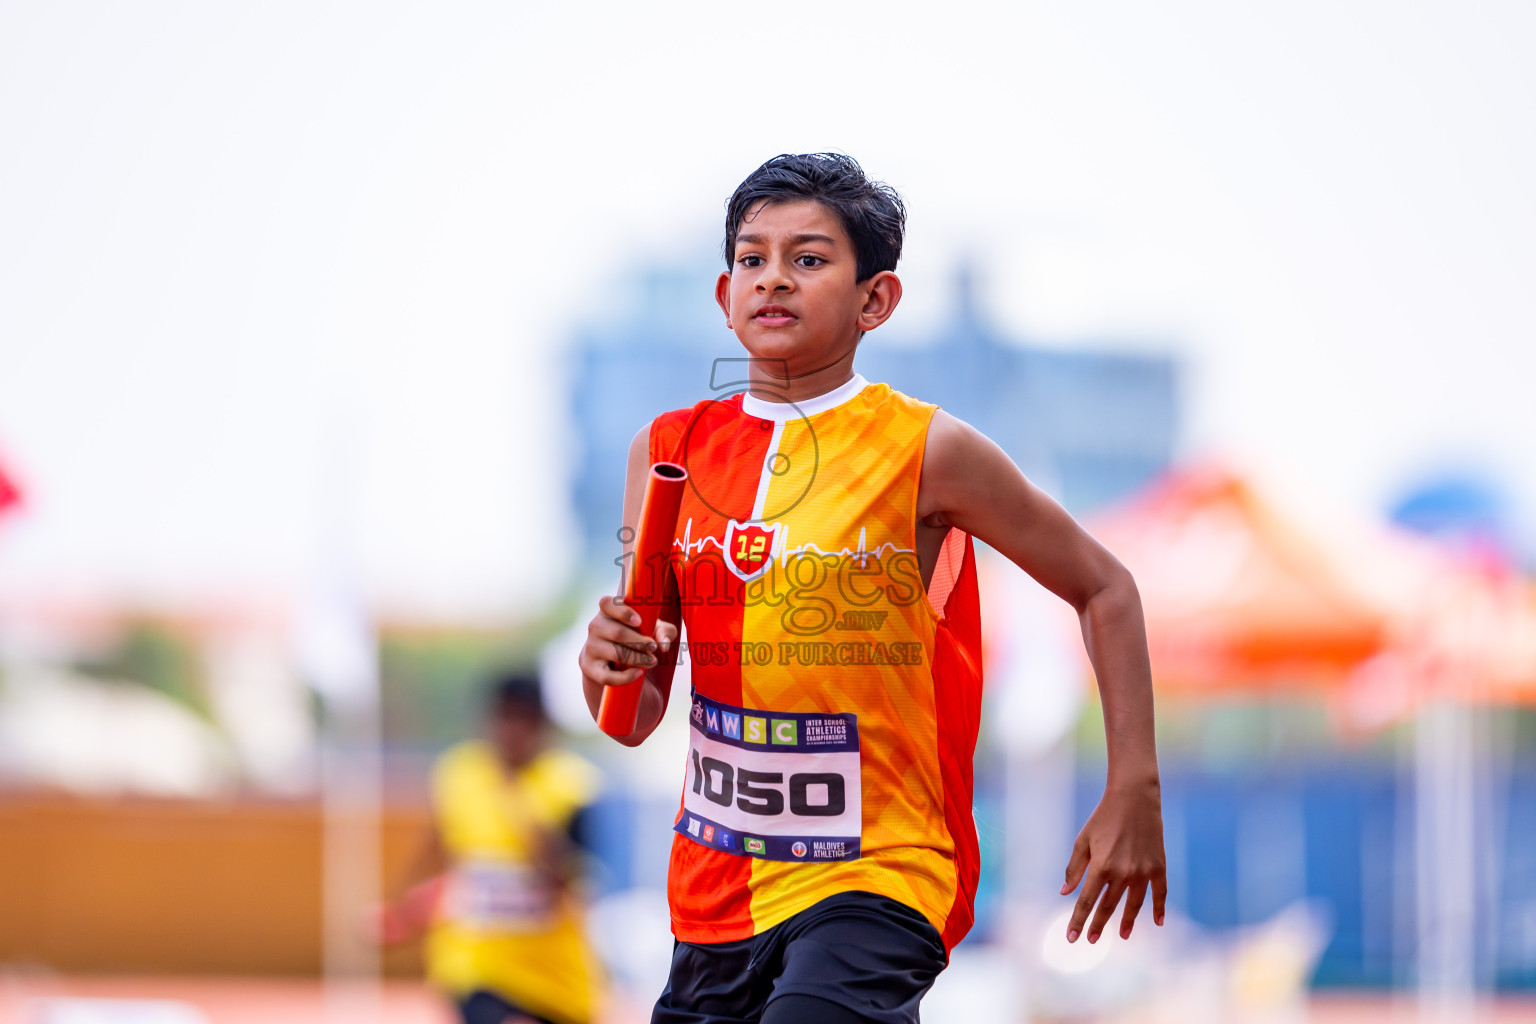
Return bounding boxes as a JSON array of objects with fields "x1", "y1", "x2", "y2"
[
  {"x1": 715, "y1": 271, "x2": 734, "y2": 329},
  {"x1": 857, "y1": 271, "x2": 902, "y2": 334}
]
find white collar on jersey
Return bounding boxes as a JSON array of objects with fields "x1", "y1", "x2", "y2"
[{"x1": 740, "y1": 373, "x2": 869, "y2": 422}]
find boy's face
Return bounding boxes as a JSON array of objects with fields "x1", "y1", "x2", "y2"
[{"x1": 716, "y1": 200, "x2": 900, "y2": 374}]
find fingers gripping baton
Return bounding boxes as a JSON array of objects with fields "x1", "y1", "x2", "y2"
[{"x1": 598, "y1": 462, "x2": 687, "y2": 737}]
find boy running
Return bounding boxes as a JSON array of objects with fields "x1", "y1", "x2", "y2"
[{"x1": 579, "y1": 153, "x2": 1166, "y2": 1024}]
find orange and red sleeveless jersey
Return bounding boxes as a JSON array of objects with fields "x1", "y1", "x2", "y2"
[{"x1": 645, "y1": 374, "x2": 985, "y2": 954}]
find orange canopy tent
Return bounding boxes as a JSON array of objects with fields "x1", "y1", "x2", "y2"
[
  {"x1": 1344, "y1": 557, "x2": 1536, "y2": 720},
  {"x1": 1085, "y1": 463, "x2": 1414, "y2": 695},
  {"x1": 1086, "y1": 461, "x2": 1536, "y2": 714}
]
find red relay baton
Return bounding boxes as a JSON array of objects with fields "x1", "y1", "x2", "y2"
[{"x1": 598, "y1": 462, "x2": 687, "y2": 737}]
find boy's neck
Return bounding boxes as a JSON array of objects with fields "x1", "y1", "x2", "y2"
[{"x1": 745, "y1": 346, "x2": 860, "y2": 405}]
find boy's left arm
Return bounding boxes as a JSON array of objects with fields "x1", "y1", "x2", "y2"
[{"x1": 920, "y1": 410, "x2": 1167, "y2": 943}]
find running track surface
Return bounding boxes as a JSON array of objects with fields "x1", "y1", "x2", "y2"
[
  {"x1": 2, "y1": 977, "x2": 1536, "y2": 1024},
  {"x1": 0, "y1": 977, "x2": 645, "y2": 1024}
]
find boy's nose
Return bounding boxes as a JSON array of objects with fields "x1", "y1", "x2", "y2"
[{"x1": 756, "y1": 260, "x2": 794, "y2": 291}]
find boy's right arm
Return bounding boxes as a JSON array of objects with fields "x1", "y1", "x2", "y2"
[{"x1": 577, "y1": 425, "x2": 680, "y2": 747}]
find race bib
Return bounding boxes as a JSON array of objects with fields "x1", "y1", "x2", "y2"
[
  {"x1": 675, "y1": 690, "x2": 861, "y2": 862},
  {"x1": 442, "y1": 860, "x2": 557, "y2": 931}
]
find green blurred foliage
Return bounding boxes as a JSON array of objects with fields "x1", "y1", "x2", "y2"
[
  {"x1": 1505, "y1": 706, "x2": 1536, "y2": 750},
  {"x1": 378, "y1": 587, "x2": 587, "y2": 750},
  {"x1": 73, "y1": 619, "x2": 210, "y2": 719},
  {"x1": 1073, "y1": 689, "x2": 1409, "y2": 770},
  {"x1": 379, "y1": 627, "x2": 524, "y2": 749}
]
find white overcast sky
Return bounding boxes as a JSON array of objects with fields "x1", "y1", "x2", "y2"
[{"x1": 1, "y1": 1, "x2": 1533, "y2": 620}]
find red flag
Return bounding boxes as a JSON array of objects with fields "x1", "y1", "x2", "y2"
[{"x1": 0, "y1": 456, "x2": 21, "y2": 518}]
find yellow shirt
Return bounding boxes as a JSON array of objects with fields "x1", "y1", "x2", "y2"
[{"x1": 426, "y1": 740, "x2": 604, "y2": 1024}]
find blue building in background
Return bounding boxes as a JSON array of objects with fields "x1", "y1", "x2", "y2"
[{"x1": 569, "y1": 263, "x2": 1180, "y2": 564}]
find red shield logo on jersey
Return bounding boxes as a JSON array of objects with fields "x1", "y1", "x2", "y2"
[{"x1": 723, "y1": 520, "x2": 780, "y2": 582}]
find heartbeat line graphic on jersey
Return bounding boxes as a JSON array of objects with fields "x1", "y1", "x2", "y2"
[
  {"x1": 673, "y1": 519, "x2": 913, "y2": 568},
  {"x1": 673, "y1": 518, "x2": 724, "y2": 559},
  {"x1": 774, "y1": 524, "x2": 913, "y2": 567}
]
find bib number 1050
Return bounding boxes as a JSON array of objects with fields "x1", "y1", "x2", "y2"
[{"x1": 690, "y1": 748, "x2": 846, "y2": 817}]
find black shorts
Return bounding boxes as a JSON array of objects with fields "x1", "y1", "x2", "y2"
[
  {"x1": 459, "y1": 990, "x2": 558, "y2": 1024},
  {"x1": 652, "y1": 891, "x2": 947, "y2": 1024}
]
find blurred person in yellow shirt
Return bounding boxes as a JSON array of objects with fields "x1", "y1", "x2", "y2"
[{"x1": 380, "y1": 673, "x2": 606, "y2": 1024}]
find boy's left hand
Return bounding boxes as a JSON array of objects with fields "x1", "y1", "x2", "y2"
[{"x1": 1060, "y1": 777, "x2": 1168, "y2": 942}]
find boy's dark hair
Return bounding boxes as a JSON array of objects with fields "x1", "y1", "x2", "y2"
[
  {"x1": 724, "y1": 153, "x2": 906, "y2": 282},
  {"x1": 487, "y1": 672, "x2": 545, "y2": 720}
]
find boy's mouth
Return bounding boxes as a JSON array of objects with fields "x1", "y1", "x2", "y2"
[{"x1": 752, "y1": 304, "x2": 798, "y2": 326}]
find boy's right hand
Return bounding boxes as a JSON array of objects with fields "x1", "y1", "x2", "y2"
[
  {"x1": 578, "y1": 597, "x2": 679, "y2": 741},
  {"x1": 579, "y1": 594, "x2": 676, "y2": 683}
]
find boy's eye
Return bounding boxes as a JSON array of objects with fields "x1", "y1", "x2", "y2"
[
  {"x1": 738, "y1": 254, "x2": 764, "y2": 268},
  {"x1": 796, "y1": 254, "x2": 824, "y2": 268}
]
